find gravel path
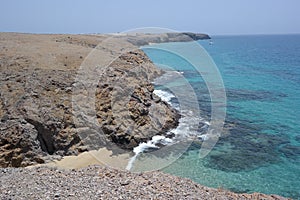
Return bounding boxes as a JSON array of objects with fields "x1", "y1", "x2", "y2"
[{"x1": 0, "y1": 166, "x2": 288, "y2": 200}]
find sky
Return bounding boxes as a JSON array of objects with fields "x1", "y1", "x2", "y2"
[{"x1": 1, "y1": 0, "x2": 300, "y2": 35}]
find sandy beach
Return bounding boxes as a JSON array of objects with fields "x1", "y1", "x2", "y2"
[{"x1": 38, "y1": 148, "x2": 131, "y2": 170}]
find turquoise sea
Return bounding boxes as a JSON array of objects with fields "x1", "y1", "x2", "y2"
[{"x1": 142, "y1": 35, "x2": 300, "y2": 199}]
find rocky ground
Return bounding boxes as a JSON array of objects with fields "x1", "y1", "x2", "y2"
[
  {"x1": 0, "y1": 33, "x2": 180, "y2": 167},
  {"x1": 0, "y1": 165, "x2": 288, "y2": 200}
]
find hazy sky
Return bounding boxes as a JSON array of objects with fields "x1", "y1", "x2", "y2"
[{"x1": 1, "y1": 0, "x2": 300, "y2": 35}]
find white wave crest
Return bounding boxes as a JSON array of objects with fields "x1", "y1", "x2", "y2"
[
  {"x1": 126, "y1": 135, "x2": 173, "y2": 170},
  {"x1": 153, "y1": 89, "x2": 175, "y2": 104},
  {"x1": 126, "y1": 89, "x2": 210, "y2": 171}
]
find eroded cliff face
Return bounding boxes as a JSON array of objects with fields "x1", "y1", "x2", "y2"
[
  {"x1": 95, "y1": 51, "x2": 179, "y2": 150},
  {"x1": 0, "y1": 33, "x2": 179, "y2": 167}
]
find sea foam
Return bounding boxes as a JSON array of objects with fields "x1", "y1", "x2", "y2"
[
  {"x1": 126, "y1": 135, "x2": 173, "y2": 170},
  {"x1": 153, "y1": 89, "x2": 175, "y2": 104},
  {"x1": 126, "y1": 89, "x2": 209, "y2": 170}
]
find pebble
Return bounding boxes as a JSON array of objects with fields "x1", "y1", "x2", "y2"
[{"x1": 0, "y1": 165, "x2": 289, "y2": 200}]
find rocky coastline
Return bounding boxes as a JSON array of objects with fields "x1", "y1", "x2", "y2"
[
  {"x1": 0, "y1": 32, "x2": 187, "y2": 167},
  {"x1": 0, "y1": 32, "x2": 289, "y2": 199},
  {"x1": 124, "y1": 32, "x2": 211, "y2": 46}
]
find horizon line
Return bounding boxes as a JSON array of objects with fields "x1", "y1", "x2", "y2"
[{"x1": 1, "y1": 30, "x2": 300, "y2": 37}]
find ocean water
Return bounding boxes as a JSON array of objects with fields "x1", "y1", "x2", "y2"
[{"x1": 140, "y1": 35, "x2": 300, "y2": 199}]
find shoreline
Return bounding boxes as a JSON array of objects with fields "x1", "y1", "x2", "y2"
[
  {"x1": 0, "y1": 32, "x2": 290, "y2": 199},
  {"x1": 29, "y1": 147, "x2": 131, "y2": 170}
]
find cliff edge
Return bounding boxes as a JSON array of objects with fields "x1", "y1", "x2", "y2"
[{"x1": 0, "y1": 32, "x2": 180, "y2": 167}]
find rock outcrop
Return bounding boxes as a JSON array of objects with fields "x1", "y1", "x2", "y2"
[
  {"x1": 95, "y1": 50, "x2": 179, "y2": 149},
  {"x1": 124, "y1": 32, "x2": 210, "y2": 46},
  {"x1": 0, "y1": 32, "x2": 180, "y2": 167}
]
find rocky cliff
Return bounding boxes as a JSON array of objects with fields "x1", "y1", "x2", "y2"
[
  {"x1": 0, "y1": 32, "x2": 181, "y2": 167},
  {"x1": 124, "y1": 32, "x2": 210, "y2": 46}
]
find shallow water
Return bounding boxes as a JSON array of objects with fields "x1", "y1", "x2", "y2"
[{"x1": 141, "y1": 35, "x2": 300, "y2": 199}]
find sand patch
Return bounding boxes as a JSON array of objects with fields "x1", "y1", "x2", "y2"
[{"x1": 29, "y1": 148, "x2": 131, "y2": 170}]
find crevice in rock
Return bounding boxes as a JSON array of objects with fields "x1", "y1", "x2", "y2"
[{"x1": 25, "y1": 118, "x2": 56, "y2": 154}]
